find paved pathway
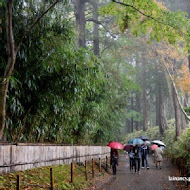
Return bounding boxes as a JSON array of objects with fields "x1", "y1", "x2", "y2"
[{"x1": 101, "y1": 154, "x2": 177, "y2": 190}]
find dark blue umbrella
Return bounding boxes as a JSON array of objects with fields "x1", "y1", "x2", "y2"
[{"x1": 138, "y1": 136, "x2": 149, "y2": 141}]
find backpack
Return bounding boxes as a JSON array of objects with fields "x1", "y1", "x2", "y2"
[{"x1": 112, "y1": 156, "x2": 118, "y2": 164}]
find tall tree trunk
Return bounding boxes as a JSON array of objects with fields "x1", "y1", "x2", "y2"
[
  {"x1": 130, "y1": 95, "x2": 134, "y2": 132},
  {"x1": 135, "y1": 92, "x2": 141, "y2": 131},
  {"x1": 74, "y1": 0, "x2": 86, "y2": 48},
  {"x1": 184, "y1": 93, "x2": 189, "y2": 107},
  {"x1": 0, "y1": 0, "x2": 16, "y2": 140},
  {"x1": 160, "y1": 99, "x2": 168, "y2": 132},
  {"x1": 155, "y1": 93, "x2": 160, "y2": 126},
  {"x1": 172, "y1": 84, "x2": 182, "y2": 139},
  {"x1": 158, "y1": 79, "x2": 164, "y2": 135},
  {"x1": 92, "y1": 2, "x2": 99, "y2": 56},
  {"x1": 142, "y1": 61, "x2": 147, "y2": 131},
  {"x1": 135, "y1": 60, "x2": 141, "y2": 131},
  {"x1": 158, "y1": 71, "x2": 168, "y2": 134},
  {"x1": 126, "y1": 119, "x2": 131, "y2": 133}
]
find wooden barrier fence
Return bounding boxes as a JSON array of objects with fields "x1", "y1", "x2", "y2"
[{"x1": 0, "y1": 143, "x2": 110, "y2": 174}]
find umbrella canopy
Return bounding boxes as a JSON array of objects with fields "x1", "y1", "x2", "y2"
[
  {"x1": 128, "y1": 138, "x2": 144, "y2": 146},
  {"x1": 123, "y1": 144, "x2": 133, "y2": 152},
  {"x1": 144, "y1": 140, "x2": 150, "y2": 145},
  {"x1": 152, "y1": 140, "x2": 166, "y2": 147},
  {"x1": 107, "y1": 141, "x2": 124, "y2": 150},
  {"x1": 151, "y1": 144, "x2": 158, "y2": 150},
  {"x1": 128, "y1": 138, "x2": 135, "y2": 144},
  {"x1": 138, "y1": 136, "x2": 149, "y2": 141}
]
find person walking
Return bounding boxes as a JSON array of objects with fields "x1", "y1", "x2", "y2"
[
  {"x1": 154, "y1": 145, "x2": 163, "y2": 169},
  {"x1": 133, "y1": 145, "x2": 141, "y2": 174},
  {"x1": 128, "y1": 146, "x2": 134, "y2": 171},
  {"x1": 142, "y1": 142, "x2": 149, "y2": 169},
  {"x1": 111, "y1": 149, "x2": 118, "y2": 175}
]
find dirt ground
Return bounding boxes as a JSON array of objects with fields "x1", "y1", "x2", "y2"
[{"x1": 98, "y1": 154, "x2": 189, "y2": 190}]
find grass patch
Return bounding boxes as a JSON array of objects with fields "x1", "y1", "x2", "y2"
[{"x1": 0, "y1": 160, "x2": 110, "y2": 190}]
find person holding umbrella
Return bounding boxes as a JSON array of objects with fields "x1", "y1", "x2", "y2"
[
  {"x1": 107, "y1": 141, "x2": 123, "y2": 175},
  {"x1": 141, "y1": 142, "x2": 150, "y2": 169},
  {"x1": 133, "y1": 144, "x2": 141, "y2": 174},
  {"x1": 154, "y1": 145, "x2": 163, "y2": 169},
  {"x1": 111, "y1": 149, "x2": 119, "y2": 175},
  {"x1": 128, "y1": 145, "x2": 135, "y2": 172}
]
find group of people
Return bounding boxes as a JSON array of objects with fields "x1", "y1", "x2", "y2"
[
  {"x1": 110, "y1": 142, "x2": 164, "y2": 175},
  {"x1": 128, "y1": 142, "x2": 150, "y2": 174}
]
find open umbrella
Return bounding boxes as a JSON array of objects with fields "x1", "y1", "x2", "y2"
[
  {"x1": 128, "y1": 138, "x2": 144, "y2": 146},
  {"x1": 128, "y1": 138, "x2": 135, "y2": 144},
  {"x1": 107, "y1": 141, "x2": 124, "y2": 150},
  {"x1": 138, "y1": 136, "x2": 149, "y2": 141},
  {"x1": 152, "y1": 140, "x2": 166, "y2": 147},
  {"x1": 144, "y1": 140, "x2": 150, "y2": 145},
  {"x1": 151, "y1": 144, "x2": 158, "y2": 150},
  {"x1": 123, "y1": 144, "x2": 133, "y2": 152}
]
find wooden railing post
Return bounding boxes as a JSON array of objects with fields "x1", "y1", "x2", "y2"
[
  {"x1": 50, "y1": 168, "x2": 54, "y2": 190},
  {"x1": 85, "y1": 160, "x2": 88, "y2": 181},
  {"x1": 71, "y1": 163, "x2": 74, "y2": 183},
  {"x1": 92, "y1": 159, "x2": 94, "y2": 178},
  {"x1": 106, "y1": 156, "x2": 108, "y2": 171},
  {"x1": 16, "y1": 174, "x2": 20, "y2": 190},
  {"x1": 99, "y1": 158, "x2": 101, "y2": 172}
]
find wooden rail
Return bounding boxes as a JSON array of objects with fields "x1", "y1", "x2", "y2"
[{"x1": 0, "y1": 145, "x2": 110, "y2": 174}]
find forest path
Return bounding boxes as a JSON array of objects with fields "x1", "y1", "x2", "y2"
[{"x1": 100, "y1": 154, "x2": 180, "y2": 190}]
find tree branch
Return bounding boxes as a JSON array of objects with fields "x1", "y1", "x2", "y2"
[
  {"x1": 111, "y1": 0, "x2": 180, "y2": 30},
  {"x1": 86, "y1": 18, "x2": 116, "y2": 38},
  {"x1": 6, "y1": 0, "x2": 14, "y2": 59},
  {"x1": 16, "y1": 0, "x2": 61, "y2": 52}
]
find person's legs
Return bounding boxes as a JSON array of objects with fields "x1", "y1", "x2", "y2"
[
  {"x1": 137, "y1": 158, "x2": 140, "y2": 171},
  {"x1": 142, "y1": 154, "x2": 145, "y2": 168},
  {"x1": 112, "y1": 164, "x2": 115, "y2": 174},
  {"x1": 145, "y1": 154, "x2": 149, "y2": 169},
  {"x1": 134, "y1": 159, "x2": 137, "y2": 172},
  {"x1": 155, "y1": 161, "x2": 158, "y2": 169},
  {"x1": 113, "y1": 163, "x2": 117, "y2": 174},
  {"x1": 130, "y1": 158, "x2": 133, "y2": 171},
  {"x1": 159, "y1": 161, "x2": 162, "y2": 169}
]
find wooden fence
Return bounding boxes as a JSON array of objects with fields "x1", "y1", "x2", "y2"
[{"x1": 0, "y1": 143, "x2": 110, "y2": 174}]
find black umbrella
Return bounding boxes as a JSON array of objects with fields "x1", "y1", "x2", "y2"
[{"x1": 138, "y1": 136, "x2": 149, "y2": 141}]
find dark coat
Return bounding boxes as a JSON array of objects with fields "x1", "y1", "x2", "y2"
[{"x1": 142, "y1": 145, "x2": 149, "y2": 155}]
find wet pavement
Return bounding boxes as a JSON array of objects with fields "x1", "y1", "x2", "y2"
[{"x1": 100, "y1": 154, "x2": 177, "y2": 190}]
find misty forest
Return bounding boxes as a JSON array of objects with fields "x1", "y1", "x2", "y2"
[
  {"x1": 1, "y1": 0, "x2": 190, "y2": 170},
  {"x1": 1, "y1": 0, "x2": 190, "y2": 189}
]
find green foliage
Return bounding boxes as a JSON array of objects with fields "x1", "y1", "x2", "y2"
[
  {"x1": 126, "y1": 110, "x2": 142, "y2": 122},
  {"x1": 100, "y1": 0, "x2": 190, "y2": 50},
  {"x1": 162, "y1": 119, "x2": 176, "y2": 155},
  {"x1": 184, "y1": 106, "x2": 190, "y2": 115},
  {"x1": 1, "y1": 0, "x2": 138, "y2": 144},
  {"x1": 123, "y1": 126, "x2": 162, "y2": 144},
  {"x1": 163, "y1": 123, "x2": 190, "y2": 167},
  {"x1": 0, "y1": 162, "x2": 109, "y2": 189}
]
